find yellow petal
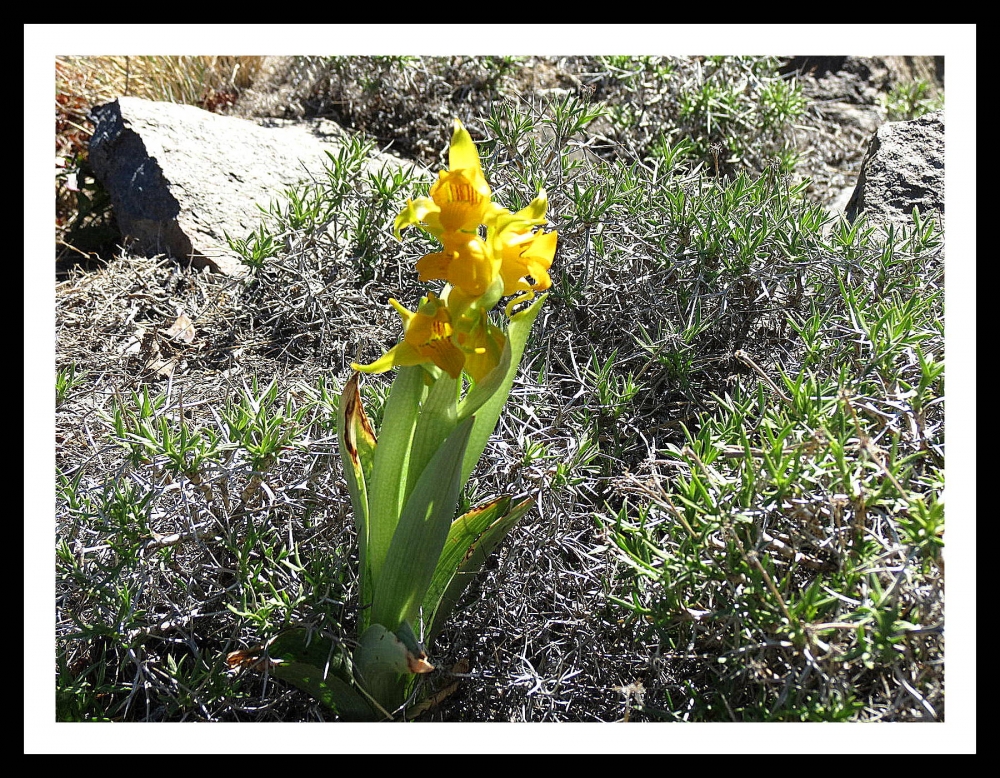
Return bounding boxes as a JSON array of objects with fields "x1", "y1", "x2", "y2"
[
  {"x1": 404, "y1": 308, "x2": 449, "y2": 347},
  {"x1": 389, "y1": 297, "x2": 416, "y2": 325},
  {"x1": 442, "y1": 233, "x2": 497, "y2": 297},
  {"x1": 497, "y1": 228, "x2": 557, "y2": 295},
  {"x1": 417, "y1": 336, "x2": 464, "y2": 379},
  {"x1": 504, "y1": 290, "x2": 536, "y2": 318},
  {"x1": 431, "y1": 169, "x2": 492, "y2": 233},
  {"x1": 461, "y1": 323, "x2": 506, "y2": 383},
  {"x1": 352, "y1": 343, "x2": 413, "y2": 374},
  {"x1": 414, "y1": 251, "x2": 454, "y2": 284},
  {"x1": 394, "y1": 197, "x2": 439, "y2": 239},
  {"x1": 448, "y1": 118, "x2": 483, "y2": 175},
  {"x1": 522, "y1": 230, "x2": 557, "y2": 290},
  {"x1": 513, "y1": 189, "x2": 549, "y2": 224}
]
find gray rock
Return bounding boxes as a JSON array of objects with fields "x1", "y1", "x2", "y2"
[
  {"x1": 845, "y1": 110, "x2": 944, "y2": 232},
  {"x1": 89, "y1": 96, "x2": 422, "y2": 276}
]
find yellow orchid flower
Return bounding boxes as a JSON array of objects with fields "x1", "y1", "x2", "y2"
[
  {"x1": 452, "y1": 306, "x2": 507, "y2": 383},
  {"x1": 392, "y1": 119, "x2": 557, "y2": 320},
  {"x1": 352, "y1": 294, "x2": 465, "y2": 380},
  {"x1": 395, "y1": 119, "x2": 509, "y2": 300},
  {"x1": 414, "y1": 231, "x2": 500, "y2": 299},
  {"x1": 394, "y1": 119, "x2": 498, "y2": 240},
  {"x1": 497, "y1": 229, "x2": 557, "y2": 296},
  {"x1": 490, "y1": 191, "x2": 558, "y2": 297}
]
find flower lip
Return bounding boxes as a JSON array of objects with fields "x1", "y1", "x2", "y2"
[
  {"x1": 431, "y1": 168, "x2": 493, "y2": 234},
  {"x1": 351, "y1": 294, "x2": 466, "y2": 379}
]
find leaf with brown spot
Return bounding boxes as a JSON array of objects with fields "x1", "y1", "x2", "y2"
[
  {"x1": 422, "y1": 493, "x2": 535, "y2": 641},
  {"x1": 337, "y1": 372, "x2": 378, "y2": 607}
]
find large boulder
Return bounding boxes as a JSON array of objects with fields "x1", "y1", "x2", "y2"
[
  {"x1": 89, "y1": 97, "x2": 423, "y2": 276},
  {"x1": 844, "y1": 109, "x2": 944, "y2": 231}
]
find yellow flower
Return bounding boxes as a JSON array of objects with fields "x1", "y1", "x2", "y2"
[
  {"x1": 430, "y1": 168, "x2": 494, "y2": 233},
  {"x1": 394, "y1": 119, "x2": 497, "y2": 240},
  {"x1": 490, "y1": 191, "x2": 558, "y2": 297},
  {"x1": 452, "y1": 307, "x2": 507, "y2": 383},
  {"x1": 352, "y1": 294, "x2": 465, "y2": 380},
  {"x1": 414, "y1": 231, "x2": 499, "y2": 298},
  {"x1": 395, "y1": 119, "x2": 506, "y2": 300},
  {"x1": 393, "y1": 119, "x2": 557, "y2": 315}
]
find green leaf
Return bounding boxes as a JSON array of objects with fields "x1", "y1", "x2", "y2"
[
  {"x1": 370, "y1": 414, "x2": 475, "y2": 632},
  {"x1": 265, "y1": 629, "x2": 376, "y2": 721},
  {"x1": 423, "y1": 494, "x2": 534, "y2": 640},
  {"x1": 337, "y1": 373, "x2": 378, "y2": 608},
  {"x1": 458, "y1": 294, "x2": 547, "y2": 490},
  {"x1": 353, "y1": 623, "x2": 433, "y2": 716},
  {"x1": 404, "y1": 373, "x2": 460, "y2": 506},
  {"x1": 422, "y1": 495, "x2": 510, "y2": 636},
  {"x1": 366, "y1": 365, "x2": 427, "y2": 616}
]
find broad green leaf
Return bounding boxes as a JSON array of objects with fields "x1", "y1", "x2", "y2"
[
  {"x1": 458, "y1": 294, "x2": 547, "y2": 490},
  {"x1": 337, "y1": 373, "x2": 377, "y2": 607},
  {"x1": 370, "y1": 415, "x2": 475, "y2": 632},
  {"x1": 265, "y1": 628, "x2": 376, "y2": 721},
  {"x1": 366, "y1": 365, "x2": 426, "y2": 612},
  {"x1": 355, "y1": 623, "x2": 434, "y2": 677},
  {"x1": 421, "y1": 495, "x2": 510, "y2": 633},
  {"x1": 404, "y1": 373, "x2": 460, "y2": 506},
  {"x1": 353, "y1": 623, "x2": 433, "y2": 716},
  {"x1": 394, "y1": 620, "x2": 429, "y2": 662},
  {"x1": 426, "y1": 495, "x2": 535, "y2": 640}
]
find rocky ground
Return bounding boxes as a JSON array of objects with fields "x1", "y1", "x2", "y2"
[{"x1": 53, "y1": 56, "x2": 946, "y2": 725}]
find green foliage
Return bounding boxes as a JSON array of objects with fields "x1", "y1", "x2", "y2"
[
  {"x1": 225, "y1": 222, "x2": 279, "y2": 271},
  {"x1": 221, "y1": 377, "x2": 310, "y2": 473},
  {"x1": 56, "y1": 362, "x2": 86, "y2": 405},
  {"x1": 599, "y1": 55, "x2": 807, "y2": 174},
  {"x1": 601, "y1": 212, "x2": 944, "y2": 720},
  {"x1": 587, "y1": 348, "x2": 641, "y2": 422},
  {"x1": 880, "y1": 79, "x2": 944, "y2": 121},
  {"x1": 227, "y1": 133, "x2": 424, "y2": 283}
]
